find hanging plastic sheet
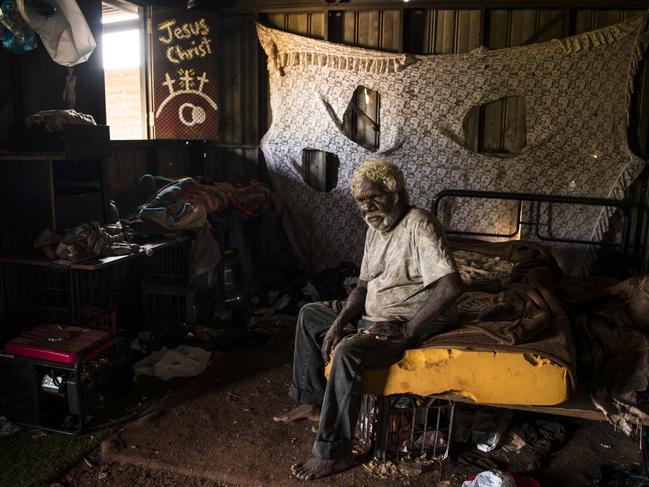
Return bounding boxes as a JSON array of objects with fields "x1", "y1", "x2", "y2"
[{"x1": 18, "y1": 0, "x2": 95, "y2": 66}]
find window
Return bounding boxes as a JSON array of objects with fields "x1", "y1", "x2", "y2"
[
  {"x1": 463, "y1": 96, "x2": 527, "y2": 157},
  {"x1": 302, "y1": 150, "x2": 340, "y2": 192},
  {"x1": 342, "y1": 86, "x2": 380, "y2": 151},
  {"x1": 102, "y1": 1, "x2": 146, "y2": 140}
]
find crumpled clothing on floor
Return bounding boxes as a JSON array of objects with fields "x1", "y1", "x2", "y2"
[
  {"x1": 133, "y1": 345, "x2": 211, "y2": 381},
  {"x1": 457, "y1": 418, "x2": 566, "y2": 474},
  {"x1": 54, "y1": 222, "x2": 140, "y2": 261},
  {"x1": 497, "y1": 419, "x2": 566, "y2": 472}
]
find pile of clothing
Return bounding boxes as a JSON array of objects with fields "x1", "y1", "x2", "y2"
[
  {"x1": 132, "y1": 176, "x2": 279, "y2": 290},
  {"x1": 34, "y1": 222, "x2": 140, "y2": 261},
  {"x1": 134, "y1": 175, "x2": 279, "y2": 235}
]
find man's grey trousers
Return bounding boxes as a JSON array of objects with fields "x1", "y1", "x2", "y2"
[{"x1": 288, "y1": 301, "x2": 413, "y2": 460}]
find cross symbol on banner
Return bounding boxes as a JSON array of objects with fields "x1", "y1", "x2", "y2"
[
  {"x1": 162, "y1": 73, "x2": 175, "y2": 94},
  {"x1": 197, "y1": 72, "x2": 209, "y2": 92},
  {"x1": 180, "y1": 70, "x2": 194, "y2": 89}
]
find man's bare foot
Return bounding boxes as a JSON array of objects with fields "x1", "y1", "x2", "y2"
[
  {"x1": 291, "y1": 454, "x2": 354, "y2": 480},
  {"x1": 273, "y1": 404, "x2": 320, "y2": 423}
]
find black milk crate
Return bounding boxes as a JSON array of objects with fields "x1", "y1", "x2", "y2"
[
  {"x1": 9, "y1": 264, "x2": 113, "y2": 324},
  {"x1": 357, "y1": 395, "x2": 455, "y2": 462},
  {"x1": 143, "y1": 240, "x2": 191, "y2": 284},
  {"x1": 142, "y1": 283, "x2": 214, "y2": 328},
  {"x1": 76, "y1": 268, "x2": 113, "y2": 314}
]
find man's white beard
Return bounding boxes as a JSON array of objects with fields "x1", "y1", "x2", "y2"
[{"x1": 364, "y1": 208, "x2": 401, "y2": 232}]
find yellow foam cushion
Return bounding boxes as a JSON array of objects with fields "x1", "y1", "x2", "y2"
[{"x1": 326, "y1": 348, "x2": 569, "y2": 406}]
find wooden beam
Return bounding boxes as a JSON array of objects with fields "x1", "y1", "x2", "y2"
[
  {"x1": 521, "y1": 9, "x2": 563, "y2": 44},
  {"x1": 214, "y1": 0, "x2": 649, "y2": 16}
]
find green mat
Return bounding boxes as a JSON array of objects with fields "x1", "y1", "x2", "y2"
[{"x1": 0, "y1": 427, "x2": 110, "y2": 487}]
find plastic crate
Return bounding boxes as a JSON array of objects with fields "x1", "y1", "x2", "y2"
[
  {"x1": 142, "y1": 283, "x2": 214, "y2": 328},
  {"x1": 358, "y1": 395, "x2": 455, "y2": 462},
  {"x1": 12, "y1": 264, "x2": 113, "y2": 323},
  {"x1": 76, "y1": 268, "x2": 113, "y2": 313},
  {"x1": 18, "y1": 265, "x2": 69, "y2": 321},
  {"x1": 144, "y1": 240, "x2": 191, "y2": 284}
]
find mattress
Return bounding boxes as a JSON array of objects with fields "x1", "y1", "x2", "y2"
[{"x1": 361, "y1": 347, "x2": 569, "y2": 405}]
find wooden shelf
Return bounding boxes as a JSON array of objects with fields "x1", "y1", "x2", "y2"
[
  {"x1": 0, "y1": 153, "x2": 66, "y2": 161},
  {"x1": 70, "y1": 237, "x2": 190, "y2": 270},
  {"x1": 0, "y1": 236, "x2": 190, "y2": 270},
  {"x1": 0, "y1": 249, "x2": 52, "y2": 267}
]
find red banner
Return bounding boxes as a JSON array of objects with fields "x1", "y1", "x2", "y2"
[{"x1": 151, "y1": 9, "x2": 218, "y2": 140}]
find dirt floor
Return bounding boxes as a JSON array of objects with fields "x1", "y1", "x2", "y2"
[{"x1": 44, "y1": 315, "x2": 643, "y2": 487}]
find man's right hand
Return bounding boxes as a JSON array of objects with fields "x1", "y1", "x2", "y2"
[{"x1": 321, "y1": 322, "x2": 345, "y2": 365}]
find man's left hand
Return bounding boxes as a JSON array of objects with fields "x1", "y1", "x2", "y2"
[{"x1": 365, "y1": 321, "x2": 411, "y2": 341}]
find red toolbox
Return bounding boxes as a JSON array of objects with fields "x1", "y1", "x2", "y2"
[{"x1": 0, "y1": 324, "x2": 130, "y2": 435}]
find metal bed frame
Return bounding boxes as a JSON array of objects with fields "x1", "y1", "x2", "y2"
[
  {"x1": 431, "y1": 189, "x2": 633, "y2": 265},
  {"x1": 432, "y1": 189, "x2": 631, "y2": 255}
]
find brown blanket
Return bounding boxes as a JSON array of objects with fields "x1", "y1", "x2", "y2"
[{"x1": 423, "y1": 239, "x2": 577, "y2": 388}]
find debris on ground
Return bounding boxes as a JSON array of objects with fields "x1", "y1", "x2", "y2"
[{"x1": 363, "y1": 459, "x2": 401, "y2": 479}]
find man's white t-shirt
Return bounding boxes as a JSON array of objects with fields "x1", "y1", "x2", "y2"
[{"x1": 359, "y1": 207, "x2": 458, "y2": 324}]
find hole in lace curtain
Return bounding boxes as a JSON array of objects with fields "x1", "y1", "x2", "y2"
[
  {"x1": 342, "y1": 86, "x2": 380, "y2": 152},
  {"x1": 302, "y1": 149, "x2": 340, "y2": 192},
  {"x1": 463, "y1": 96, "x2": 527, "y2": 157}
]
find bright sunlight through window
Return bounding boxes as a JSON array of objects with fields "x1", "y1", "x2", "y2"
[{"x1": 102, "y1": 2, "x2": 146, "y2": 140}]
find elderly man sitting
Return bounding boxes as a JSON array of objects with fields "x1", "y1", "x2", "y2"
[{"x1": 274, "y1": 158, "x2": 464, "y2": 480}]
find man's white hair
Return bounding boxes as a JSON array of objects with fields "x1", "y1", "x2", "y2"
[{"x1": 350, "y1": 158, "x2": 407, "y2": 198}]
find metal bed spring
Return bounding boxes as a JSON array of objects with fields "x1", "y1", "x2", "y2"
[{"x1": 356, "y1": 394, "x2": 455, "y2": 462}]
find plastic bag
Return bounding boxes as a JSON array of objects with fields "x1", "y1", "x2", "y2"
[
  {"x1": 189, "y1": 225, "x2": 220, "y2": 290},
  {"x1": 18, "y1": 0, "x2": 95, "y2": 66},
  {"x1": 0, "y1": 0, "x2": 38, "y2": 54},
  {"x1": 462, "y1": 470, "x2": 516, "y2": 487}
]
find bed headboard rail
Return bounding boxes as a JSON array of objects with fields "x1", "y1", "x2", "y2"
[{"x1": 431, "y1": 189, "x2": 632, "y2": 263}]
